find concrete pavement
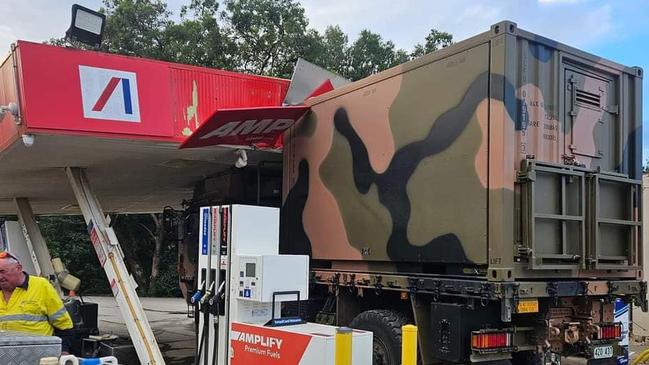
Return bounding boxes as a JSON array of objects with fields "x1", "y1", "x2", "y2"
[
  {"x1": 85, "y1": 296, "x2": 196, "y2": 365},
  {"x1": 631, "y1": 306, "x2": 649, "y2": 360}
]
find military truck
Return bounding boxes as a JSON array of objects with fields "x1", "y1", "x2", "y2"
[{"x1": 278, "y1": 21, "x2": 645, "y2": 364}]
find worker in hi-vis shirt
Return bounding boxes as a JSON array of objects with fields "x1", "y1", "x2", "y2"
[{"x1": 0, "y1": 251, "x2": 74, "y2": 353}]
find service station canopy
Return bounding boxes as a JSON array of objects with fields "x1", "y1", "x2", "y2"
[{"x1": 0, "y1": 41, "x2": 297, "y2": 215}]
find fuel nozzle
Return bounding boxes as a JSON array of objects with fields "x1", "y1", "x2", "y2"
[
  {"x1": 190, "y1": 281, "x2": 205, "y2": 305},
  {"x1": 208, "y1": 281, "x2": 226, "y2": 307},
  {"x1": 208, "y1": 282, "x2": 226, "y2": 316},
  {"x1": 199, "y1": 282, "x2": 215, "y2": 306}
]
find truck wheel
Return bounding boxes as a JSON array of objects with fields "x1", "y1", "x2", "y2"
[{"x1": 349, "y1": 309, "x2": 409, "y2": 365}]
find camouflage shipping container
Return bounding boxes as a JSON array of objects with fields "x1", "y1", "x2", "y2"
[
  {"x1": 281, "y1": 21, "x2": 645, "y2": 364},
  {"x1": 282, "y1": 20, "x2": 643, "y2": 281}
]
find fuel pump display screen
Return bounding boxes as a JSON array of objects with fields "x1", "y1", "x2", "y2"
[{"x1": 245, "y1": 263, "x2": 256, "y2": 278}]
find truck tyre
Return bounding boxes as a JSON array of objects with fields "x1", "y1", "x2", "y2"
[{"x1": 349, "y1": 309, "x2": 409, "y2": 365}]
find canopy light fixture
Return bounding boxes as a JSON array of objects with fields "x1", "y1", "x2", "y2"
[
  {"x1": 234, "y1": 149, "x2": 248, "y2": 168},
  {"x1": 65, "y1": 4, "x2": 106, "y2": 48},
  {"x1": 0, "y1": 102, "x2": 18, "y2": 122}
]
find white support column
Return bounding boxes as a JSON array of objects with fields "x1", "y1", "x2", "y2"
[
  {"x1": 65, "y1": 167, "x2": 165, "y2": 365},
  {"x1": 14, "y1": 198, "x2": 61, "y2": 295}
]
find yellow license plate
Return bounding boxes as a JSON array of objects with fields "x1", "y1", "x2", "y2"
[{"x1": 517, "y1": 299, "x2": 539, "y2": 313}]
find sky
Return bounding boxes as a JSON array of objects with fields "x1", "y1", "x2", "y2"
[{"x1": 1, "y1": 0, "x2": 648, "y2": 159}]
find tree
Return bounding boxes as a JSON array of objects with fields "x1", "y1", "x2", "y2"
[
  {"x1": 50, "y1": 0, "x2": 452, "y2": 81},
  {"x1": 346, "y1": 30, "x2": 409, "y2": 81},
  {"x1": 221, "y1": 0, "x2": 311, "y2": 77},
  {"x1": 162, "y1": 0, "x2": 235, "y2": 69},
  {"x1": 411, "y1": 28, "x2": 453, "y2": 58},
  {"x1": 37, "y1": 213, "x2": 180, "y2": 297},
  {"x1": 110, "y1": 214, "x2": 150, "y2": 289},
  {"x1": 110, "y1": 213, "x2": 180, "y2": 296},
  {"x1": 38, "y1": 216, "x2": 111, "y2": 295},
  {"x1": 137, "y1": 214, "x2": 164, "y2": 296},
  {"x1": 313, "y1": 26, "x2": 350, "y2": 77},
  {"x1": 100, "y1": 0, "x2": 173, "y2": 61}
]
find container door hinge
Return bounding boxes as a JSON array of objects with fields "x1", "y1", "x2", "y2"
[
  {"x1": 568, "y1": 75, "x2": 577, "y2": 117},
  {"x1": 603, "y1": 104, "x2": 619, "y2": 115}
]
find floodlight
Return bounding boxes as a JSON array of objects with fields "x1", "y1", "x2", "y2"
[{"x1": 65, "y1": 4, "x2": 106, "y2": 48}]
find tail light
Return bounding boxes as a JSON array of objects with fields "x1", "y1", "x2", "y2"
[
  {"x1": 596, "y1": 323, "x2": 622, "y2": 340},
  {"x1": 471, "y1": 330, "x2": 513, "y2": 351}
]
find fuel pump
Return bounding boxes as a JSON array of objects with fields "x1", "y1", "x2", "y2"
[
  {"x1": 195, "y1": 205, "x2": 372, "y2": 365},
  {"x1": 196, "y1": 205, "x2": 305, "y2": 365}
]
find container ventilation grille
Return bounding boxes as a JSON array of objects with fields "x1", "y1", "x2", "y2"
[{"x1": 576, "y1": 89, "x2": 601, "y2": 108}]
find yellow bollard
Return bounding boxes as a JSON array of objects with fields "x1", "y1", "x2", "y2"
[
  {"x1": 401, "y1": 324, "x2": 418, "y2": 365},
  {"x1": 335, "y1": 326, "x2": 353, "y2": 365}
]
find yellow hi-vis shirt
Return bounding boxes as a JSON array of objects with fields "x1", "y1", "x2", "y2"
[{"x1": 0, "y1": 274, "x2": 73, "y2": 335}]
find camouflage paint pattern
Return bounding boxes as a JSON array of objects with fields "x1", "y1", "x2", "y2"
[{"x1": 280, "y1": 22, "x2": 642, "y2": 279}]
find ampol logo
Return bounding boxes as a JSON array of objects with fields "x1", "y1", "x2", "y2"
[{"x1": 79, "y1": 65, "x2": 141, "y2": 122}]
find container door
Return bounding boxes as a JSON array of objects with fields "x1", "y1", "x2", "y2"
[
  {"x1": 589, "y1": 173, "x2": 641, "y2": 269},
  {"x1": 562, "y1": 64, "x2": 641, "y2": 269},
  {"x1": 563, "y1": 68, "x2": 618, "y2": 172},
  {"x1": 519, "y1": 160, "x2": 586, "y2": 270}
]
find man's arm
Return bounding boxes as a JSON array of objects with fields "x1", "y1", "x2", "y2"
[
  {"x1": 43, "y1": 282, "x2": 75, "y2": 352},
  {"x1": 54, "y1": 328, "x2": 75, "y2": 353}
]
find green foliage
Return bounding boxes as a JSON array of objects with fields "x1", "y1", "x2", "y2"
[
  {"x1": 101, "y1": 0, "x2": 173, "y2": 60},
  {"x1": 223, "y1": 0, "x2": 313, "y2": 77},
  {"x1": 164, "y1": 0, "x2": 235, "y2": 68},
  {"x1": 38, "y1": 214, "x2": 179, "y2": 297},
  {"x1": 148, "y1": 252, "x2": 182, "y2": 297},
  {"x1": 50, "y1": 0, "x2": 453, "y2": 81},
  {"x1": 411, "y1": 28, "x2": 453, "y2": 58},
  {"x1": 38, "y1": 216, "x2": 111, "y2": 295},
  {"x1": 345, "y1": 30, "x2": 409, "y2": 81},
  {"x1": 312, "y1": 26, "x2": 349, "y2": 77}
]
